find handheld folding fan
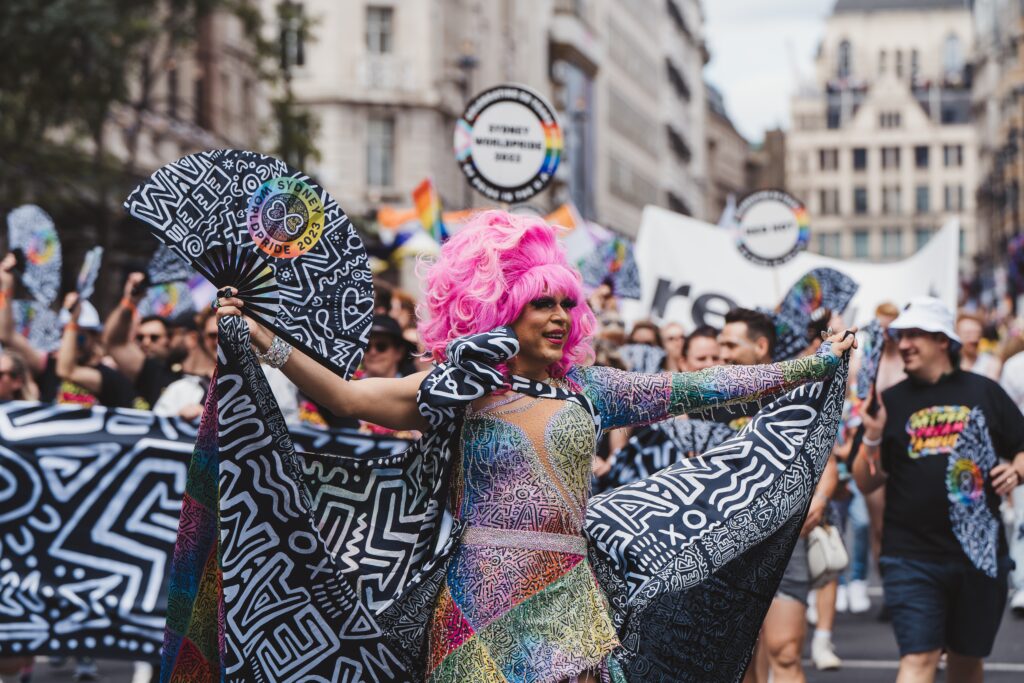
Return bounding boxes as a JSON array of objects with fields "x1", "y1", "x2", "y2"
[
  {"x1": 76, "y1": 246, "x2": 103, "y2": 300},
  {"x1": 125, "y1": 150, "x2": 373, "y2": 377},
  {"x1": 772, "y1": 267, "x2": 859, "y2": 361},
  {"x1": 6, "y1": 204, "x2": 62, "y2": 307}
]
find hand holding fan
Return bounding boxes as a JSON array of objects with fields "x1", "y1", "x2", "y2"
[
  {"x1": 124, "y1": 150, "x2": 373, "y2": 377},
  {"x1": 771, "y1": 267, "x2": 859, "y2": 361}
]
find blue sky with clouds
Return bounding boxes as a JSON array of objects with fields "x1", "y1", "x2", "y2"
[{"x1": 703, "y1": 0, "x2": 834, "y2": 144}]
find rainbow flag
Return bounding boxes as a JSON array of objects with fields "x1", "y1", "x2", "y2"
[{"x1": 412, "y1": 178, "x2": 448, "y2": 244}]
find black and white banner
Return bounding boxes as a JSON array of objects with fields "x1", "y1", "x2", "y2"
[{"x1": 0, "y1": 402, "x2": 409, "y2": 661}]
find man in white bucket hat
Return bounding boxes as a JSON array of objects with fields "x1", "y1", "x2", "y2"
[{"x1": 854, "y1": 297, "x2": 1024, "y2": 683}]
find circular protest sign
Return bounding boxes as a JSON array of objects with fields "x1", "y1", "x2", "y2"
[
  {"x1": 453, "y1": 84, "x2": 563, "y2": 203},
  {"x1": 734, "y1": 190, "x2": 810, "y2": 266}
]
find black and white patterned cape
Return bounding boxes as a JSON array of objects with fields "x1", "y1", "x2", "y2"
[{"x1": 203, "y1": 319, "x2": 848, "y2": 682}]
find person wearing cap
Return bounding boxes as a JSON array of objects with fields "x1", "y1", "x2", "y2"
[
  {"x1": 104, "y1": 272, "x2": 200, "y2": 408},
  {"x1": 45, "y1": 291, "x2": 139, "y2": 408},
  {"x1": 363, "y1": 314, "x2": 413, "y2": 379},
  {"x1": 854, "y1": 296, "x2": 1024, "y2": 683}
]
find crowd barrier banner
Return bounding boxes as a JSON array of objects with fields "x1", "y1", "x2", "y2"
[
  {"x1": 0, "y1": 402, "x2": 410, "y2": 661},
  {"x1": 620, "y1": 206, "x2": 960, "y2": 330}
]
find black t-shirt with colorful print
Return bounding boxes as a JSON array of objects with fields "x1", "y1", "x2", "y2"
[{"x1": 880, "y1": 369, "x2": 1024, "y2": 561}]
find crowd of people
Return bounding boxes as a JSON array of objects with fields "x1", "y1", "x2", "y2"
[{"x1": 1, "y1": 228, "x2": 1024, "y2": 682}]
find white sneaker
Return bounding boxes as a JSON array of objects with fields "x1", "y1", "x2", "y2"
[
  {"x1": 1011, "y1": 589, "x2": 1024, "y2": 616},
  {"x1": 812, "y1": 636, "x2": 842, "y2": 671},
  {"x1": 806, "y1": 589, "x2": 818, "y2": 625},
  {"x1": 835, "y1": 584, "x2": 849, "y2": 613},
  {"x1": 848, "y1": 579, "x2": 871, "y2": 614}
]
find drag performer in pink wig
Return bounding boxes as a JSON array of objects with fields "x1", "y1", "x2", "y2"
[{"x1": 216, "y1": 210, "x2": 855, "y2": 682}]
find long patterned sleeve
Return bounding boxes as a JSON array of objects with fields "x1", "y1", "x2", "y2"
[{"x1": 570, "y1": 346, "x2": 840, "y2": 431}]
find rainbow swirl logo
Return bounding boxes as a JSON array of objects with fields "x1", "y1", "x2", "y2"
[
  {"x1": 453, "y1": 84, "x2": 563, "y2": 203},
  {"x1": 246, "y1": 177, "x2": 324, "y2": 259},
  {"x1": 946, "y1": 457, "x2": 984, "y2": 506},
  {"x1": 26, "y1": 230, "x2": 58, "y2": 265}
]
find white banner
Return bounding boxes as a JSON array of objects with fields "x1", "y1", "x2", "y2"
[{"x1": 620, "y1": 206, "x2": 960, "y2": 330}]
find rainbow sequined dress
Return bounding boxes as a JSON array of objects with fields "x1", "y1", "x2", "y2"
[{"x1": 425, "y1": 354, "x2": 841, "y2": 682}]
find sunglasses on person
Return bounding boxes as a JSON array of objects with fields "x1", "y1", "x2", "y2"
[
  {"x1": 0, "y1": 370, "x2": 17, "y2": 380},
  {"x1": 136, "y1": 333, "x2": 166, "y2": 343},
  {"x1": 368, "y1": 339, "x2": 397, "y2": 353},
  {"x1": 205, "y1": 332, "x2": 218, "y2": 341}
]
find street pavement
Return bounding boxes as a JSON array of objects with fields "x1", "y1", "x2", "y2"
[
  {"x1": 805, "y1": 598, "x2": 1024, "y2": 682},
  {"x1": 11, "y1": 598, "x2": 1024, "y2": 682}
]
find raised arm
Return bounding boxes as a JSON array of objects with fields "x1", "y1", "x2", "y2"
[
  {"x1": 574, "y1": 333, "x2": 852, "y2": 431},
  {"x1": 55, "y1": 293, "x2": 104, "y2": 394},
  {"x1": 216, "y1": 293, "x2": 430, "y2": 432},
  {"x1": 0, "y1": 253, "x2": 47, "y2": 373},
  {"x1": 102, "y1": 272, "x2": 146, "y2": 381}
]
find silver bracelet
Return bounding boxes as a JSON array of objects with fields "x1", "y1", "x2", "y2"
[{"x1": 257, "y1": 335, "x2": 293, "y2": 369}]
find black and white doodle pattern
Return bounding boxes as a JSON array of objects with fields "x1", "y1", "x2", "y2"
[
  {"x1": 619, "y1": 344, "x2": 667, "y2": 374},
  {"x1": 946, "y1": 407, "x2": 1000, "y2": 578},
  {"x1": 596, "y1": 419, "x2": 736, "y2": 493},
  {"x1": 11, "y1": 300, "x2": 62, "y2": 353},
  {"x1": 147, "y1": 244, "x2": 194, "y2": 285},
  {"x1": 855, "y1": 320, "x2": 886, "y2": 401},
  {"x1": 589, "y1": 358, "x2": 849, "y2": 681},
  {"x1": 125, "y1": 150, "x2": 374, "y2": 379},
  {"x1": 0, "y1": 400, "x2": 410, "y2": 662},
  {"x1": 6, "y1": 204, "x2": 63, "y2": 308},
  {"x1": 771, "y1": 268, "x2": 859, "y2": 361},
  {"x1": 76, "y1": 247, "x2": 103, "y2": 300}
]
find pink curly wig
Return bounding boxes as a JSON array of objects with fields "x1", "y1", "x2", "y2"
[{"x1": 417, "y1": 210, "x2": 596, "y2": 378}]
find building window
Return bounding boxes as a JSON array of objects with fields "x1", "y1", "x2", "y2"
[
  {"x1": 366, "y1": 115, "x2": 395, "y2": 187},
  {"x1": 878, "y1": 49, "x2": 887, "y2": 75},
  {"x1": 944, "y1": 34, "x2": 962, "y2": 76},
  {"x1": 879, "y1": 112, "x2": 901, "y2": 128},
  {"x1": 819, "y1": 188, "x2": 840, "y2": 215},
  {"x1": 819, "y1": 148, "x2": 839, "y2": 171},
  {"x1": 915, "y1": 185, "x2": 930, "y2": 213},
  {"x1": 279, "y1": 1, "x2": 306, "y2": 69},
  {"x1": 853, "y1": 147, "x2": 867, "y2": 170},
  {"x1": 366, "y1": 6, "x2": 394, "y2": 55},
  {"x1": 943, "y1": 144, "x2": 963, "y2": 167},
  {"x1": 837, "y1": 40, "x2": 852, "y2": 79},
  {"x1": 882, "y1": 146, "x2": 900, "y2": 169},
  {"x1": 854, "y1": 186, "x2": 868, "y2": 214},
  {"x1": 853, "y1": 229, "x2": 870, "y2": 260},
  {"x1": 914, "y1": 226, "x2": 933, "y2": 251},
  {"x1": 882, "y1": 228, "x2": 903, "y2": 259},
  {"x1": 914, "y1": 145, "x2": 929, "y2": 168},
  {"x1": 911, "y1": 49, "x2": 920, "y2": 84},
  {"x1": 817, "y1": 233, "x2": 841, "y2": 258},
  {"x1": 944, "y1": 184, "x2": 964, "y2": 211},
  {"x1": 895, "y1": 50, "x2": 903, "y2": 79},
  {"x1": 882, "y1": 186, "x2": 901, "y2": 215}
]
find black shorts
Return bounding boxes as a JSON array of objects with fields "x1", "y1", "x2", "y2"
[{"x1": 879, "y1": 554, "x2": 1010, "y2": 658}]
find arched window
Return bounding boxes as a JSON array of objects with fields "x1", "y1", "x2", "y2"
[
  {"x1": 944, "y1": 34, "x2": 962, "y2": 75},
  {"x1": 837, "y1": 40, "x2": 852, "y2": 79}
]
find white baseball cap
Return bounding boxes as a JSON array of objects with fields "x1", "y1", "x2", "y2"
[
  {"x1": 58, "y1": 299, "x2": 102, "y2": 332},
  {"x1": 888, "y1": 297, "x2": 961, "y2": 345}
]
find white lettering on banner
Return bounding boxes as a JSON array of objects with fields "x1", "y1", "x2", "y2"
[{"x1": 618, "y1": 206, "x2": 959, "y2": 331}]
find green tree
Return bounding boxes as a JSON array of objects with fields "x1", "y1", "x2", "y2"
[{"x1": 0, "y1": 0, "x2": 317, "y2": 304}]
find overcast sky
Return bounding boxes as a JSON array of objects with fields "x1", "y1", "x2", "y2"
[{"x1": 703, "y1": 0, "x2": 835, "y2": 144}]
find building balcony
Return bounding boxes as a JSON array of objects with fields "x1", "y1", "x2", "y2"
[{"x1": 550, "y1": 1, "x2": 601, "y2": 75}]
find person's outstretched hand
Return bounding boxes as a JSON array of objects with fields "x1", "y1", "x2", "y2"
[{"x1": 825, "y1": 328, "x2": 858, "y2": 357}]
